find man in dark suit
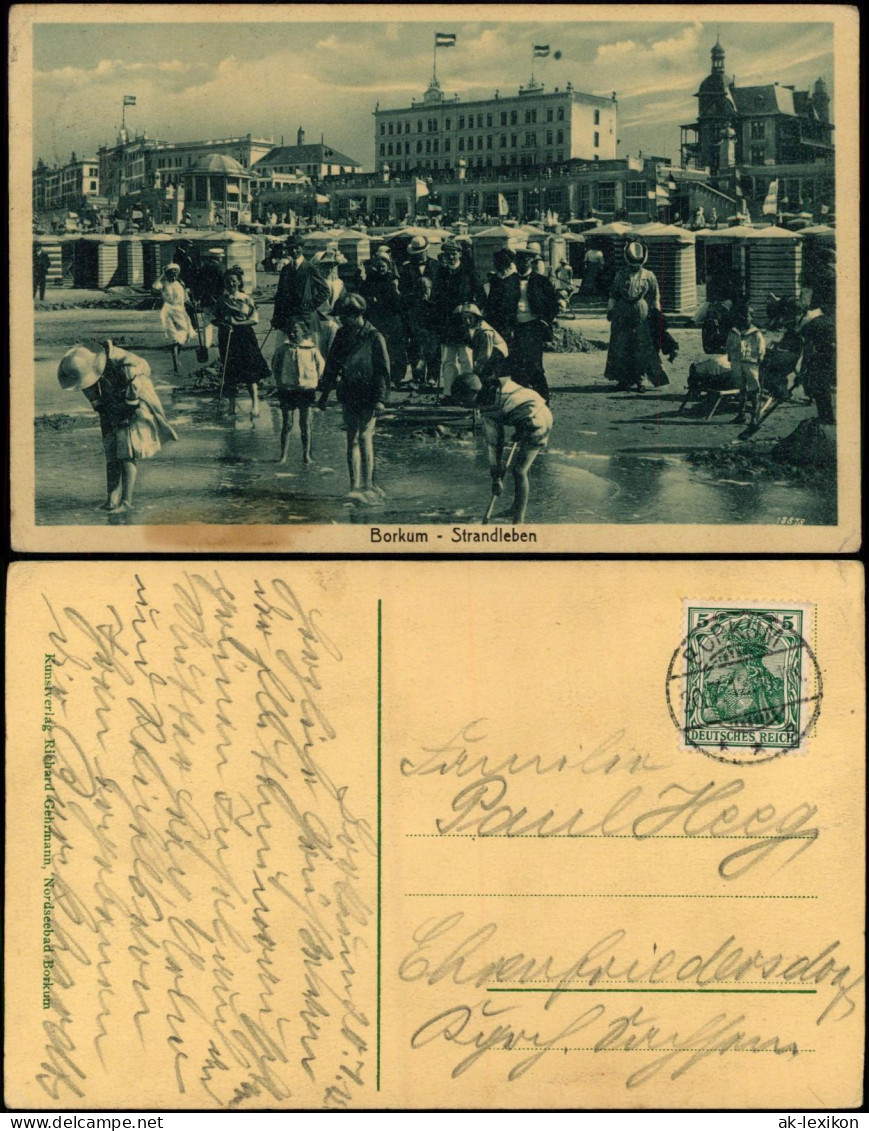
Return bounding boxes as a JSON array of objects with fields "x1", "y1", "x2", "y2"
[
  {"x1": 398, "y1": 235, "x2": 441, "y2": 386},
  {"x1": 485, "y1": 246, "x2": 560, "y2": 402},
  {"x1": 430, "y1": 238, "x2": 485, "y2": 399},
  {"x1": 272, "y1": 237, "x2": 330, "y2": 341}
]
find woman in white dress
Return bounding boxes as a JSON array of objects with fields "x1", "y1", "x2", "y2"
[{"x1": 152, "y1": 262, "x2": 194, "y2": 373}]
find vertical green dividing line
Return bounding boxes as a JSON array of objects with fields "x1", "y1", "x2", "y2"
[{"x1": 376, "y1": 599, "x2": 382, "y2": 1091}]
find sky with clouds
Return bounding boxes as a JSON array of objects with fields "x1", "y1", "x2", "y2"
[{"x1": 33, "y1": 19, "x2": 834, "y2": 170}]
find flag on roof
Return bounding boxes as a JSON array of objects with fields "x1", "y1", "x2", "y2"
[
  {"x1": 435, "y1": 32, "x2": 456, "y2": 47},
  {"x1": 123, "y1": 94, "x2": 136, "y2": 106},
  {"x1": 533, "y1": 45, "x2": 551, "y2": 58}
]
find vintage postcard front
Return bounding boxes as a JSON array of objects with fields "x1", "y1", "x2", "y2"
[
  {"x1": 8, "y1": 3, "x2": 861, "y2": 554},
  {"x1": 5, "y1": 560, "x2": 864, "y2": 1109}
]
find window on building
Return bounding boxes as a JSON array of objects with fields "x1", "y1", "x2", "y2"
[
  {"x1": 546, "y1": 130, "x2": 553, "y2": 145},
  {"x1": 417, "y1": 120, "x2": 423, "y2": 132},
  {"x1": 598, "y1": 182, "x2": 615, "y2": 211},
  {"x1": 510, "y1": 110, "x2": 518, "y2": 124},
  {"x1": 557, "y1": 107, "x2": 565, "y2": 121},
  {"x1": 458, "y1": 116, "x2": 465, "y2": 129},
  {"x1": 501, "y1": 111, "x2": 507, "y2": 126},
  {"x1": 486, "y1": 113, "x2": 493, "y2": 127},
  {"x1": 511, "y1": 133, "x2": 517, "y2": 147},
  {"x1": 379, "y1": 144, "x2": 385, "y2": 156},
  {"x1": 89, "y1": 180, "x2": 98, "y2": 192},
  {"x1": 500, "y1": 134, "x2": 507, "y2": 148},
  {"x1": 594, "y1": 132, "x2": 600, "y2": 148},
  {"x1": 477, "y1": 114, "x2": 484, "y2": 127},
  {"x1": 750, "y1": 120, "x2": 765, "y2": 139},
  {"x1": 750, "y1": 147, "x2": 764, "y2": 166},
  {"x1": 625, "y1": 180, "x2": 647, "y2": 211},
  {"x1": 445, "y1": 138, "x2": 451, "y2": 152},
  {"x1": 547, "y1": 108, "x2": 554, "y2": 122},
  {"x1": 388, "y1": 123, "x2": 393, "y2": 135},
  {"x1": 557, "y1": 129, "x2": 564, "y2": 144},
  {"x1": 380, "y1": 124, "x2": 385, "y2": 135},
  {"x1": 387, "y1": 143, "x2": 393, "y2": 156},
  {"x1": 433, "y1": 139, "x2": 439, "y2": 153},
  {"x1": 458, "y1": 138, "x2": 465, "y2": 152},
  {"x1": 526, "y1": 132, "x2": 536, "y2": 147},
  {"x1": 445, "y1": 118, "x2": 451, "y2": 130},
  {"x1": 417, "y1": 140, "x2": 423, "y2": 154},
  {"x1": 405, "y1": 142, "x2": 410, "y2": 155},
  {"x1": 425, "y1": 140, "x2": 431, "y2": 154},
  {"x1": 594, "y1": 109, "x2": 600, "y2": 125}
]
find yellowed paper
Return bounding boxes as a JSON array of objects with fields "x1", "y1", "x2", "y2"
[
  {"x1": 5, "y1": 560, "x2": 864, "y2": 1109},
  {"x1": 9, "y1": 4, "x2": 861, "y2": 554}
]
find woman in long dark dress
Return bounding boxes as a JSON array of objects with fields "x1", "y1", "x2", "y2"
[
  {"x1": 604, "y1": 241, "x2": 670, "y2": 392},
  {"x1": 213, "y1": 267, "x2": 271, "y2": 418}
]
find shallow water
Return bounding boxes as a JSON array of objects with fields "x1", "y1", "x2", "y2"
[
  {"x1": 35, "y1": 392, "x2": 837, "y2": 528},
  {"x1": 33, "y1": 310, "x2": 837, "y2": 529}
]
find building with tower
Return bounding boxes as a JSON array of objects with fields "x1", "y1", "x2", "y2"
[{"x1": 680, "y1": 38, "x2": 835, "y2": 218}]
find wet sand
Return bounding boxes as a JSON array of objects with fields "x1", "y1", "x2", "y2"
[{"x1": 33, "y1": 300, "x2": 837, "y2": 528}]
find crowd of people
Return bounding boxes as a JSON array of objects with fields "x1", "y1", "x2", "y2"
[{"x1": 53, "y1": 230, "x2": 836, "y2": 520}]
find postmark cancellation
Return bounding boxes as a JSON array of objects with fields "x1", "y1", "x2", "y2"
[{"x1": 668, "y1": 602, "x2": 820, "y2": 764}]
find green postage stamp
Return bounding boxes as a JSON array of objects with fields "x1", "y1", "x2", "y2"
[{"x1": 668, "y1": 603, "x2": 820, "y2": 764}]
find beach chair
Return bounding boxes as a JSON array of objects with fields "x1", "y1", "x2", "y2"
[{"x1": 679, "y1": 357, "x2": 742, "y2": 420}]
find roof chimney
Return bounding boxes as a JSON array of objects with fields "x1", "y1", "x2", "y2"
[{"x1": 297, "y1": 125, "x2": 305, "y2": 146}]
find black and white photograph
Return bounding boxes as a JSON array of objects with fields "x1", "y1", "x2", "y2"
[{"x1": 10, "y1": 4, "x2": 859, "y2": 552}]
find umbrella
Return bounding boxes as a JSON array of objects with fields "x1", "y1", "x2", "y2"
[
  {"x1": 471, "y1": 225, "x2": 526, "y2": 239},
  {"x1": 381, "y1": 225, "x2": 446, "y2": 242},
  {"x1": 583, "y1": 221, "x2": 633, "y2": 237},
  {"x1": 739, "y1": 225, "x2": 801, "y2": 239}
]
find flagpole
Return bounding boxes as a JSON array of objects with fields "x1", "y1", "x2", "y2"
[
  {"x1": 433, "y1": 33, "x2": 437, "y2": 84},
  {"x1": 122, "y1": 95, "x2": 126, "y2": 133}
]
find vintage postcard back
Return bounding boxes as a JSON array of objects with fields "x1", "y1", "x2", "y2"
[
  {"x1": 8, "y1": 4, "x2": 861, "y2": 554},
  {"x1": 5, "y1": 560, "x2": 864, "y2": 1109}
]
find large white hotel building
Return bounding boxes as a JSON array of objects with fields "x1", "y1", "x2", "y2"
[{"x1": 373, "y1": 76, "x2": 618, "y2": 175}]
